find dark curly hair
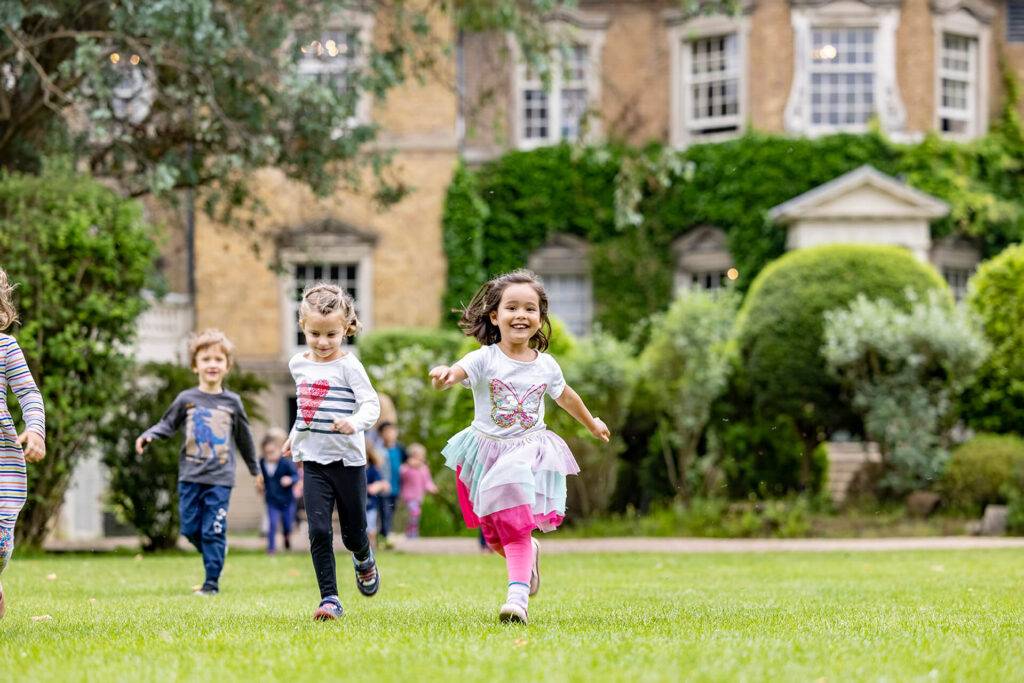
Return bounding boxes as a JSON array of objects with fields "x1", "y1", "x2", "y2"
[{"x1": 457, "y1": 269, "x2": 552, "y2": 352}]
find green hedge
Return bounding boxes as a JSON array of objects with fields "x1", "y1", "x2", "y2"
[
  {"x1": 963, "y1": 243, "x2": 1024, "y2": 436},
  {"x1": 444, "y1": 131, "x2": 1024, "y2": 338},
  {"x1": 736, "y1": 244, "x2": 949, "y2": 484},
  {"x1": 942, "y1": 434, "x2": 1024, "y2": 514}
]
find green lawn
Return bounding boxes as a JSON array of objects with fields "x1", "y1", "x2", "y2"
[{"x1": 3, "y1": 548, "x2": 1024, "y2": 681}]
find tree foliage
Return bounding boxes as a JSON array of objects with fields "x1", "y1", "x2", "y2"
[
  {"x1": 736, "y1": 245, "x2": 949, "y2": 487},
  {"x1": 823, "y1": 290, "x2": 987, "y2": 495},
  {"x1": 97, "y1": 362, "x2": 267, "y2": 550},
  {"x1": 0, "y1": 165, "x2": 157, "y2": 547},
  {"x1": 962, "y1": 243, "x2": 1024, "y2": 435},
  {"x1": 638, "y1": 289, "x2": 737, "y2": 502},
  {"x1": 1, "y1": 1, "x2": 576, "y2": 217}
]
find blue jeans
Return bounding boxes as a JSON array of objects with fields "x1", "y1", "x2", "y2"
[
  {"x1": 267, "y1": 501, "x2": 296, "y2": 552},
  {"x1": 178, "y1": 482, "x2": 231, "y2": 583}
]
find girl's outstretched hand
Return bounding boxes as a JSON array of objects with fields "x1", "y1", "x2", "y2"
[
  {"x1": 590, "y1": 417, "x2": 610, "y2": 443},
  {"x1": 429, "y1": 365, "x2": 454, "y2": 390},
  {"x1": 18, "y1": 430, "x2": 45, "y2": 462}
]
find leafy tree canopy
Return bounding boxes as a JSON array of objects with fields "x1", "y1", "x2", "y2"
[{"x1": 0, "y1": 0, "x2": 575, "y2": 218}]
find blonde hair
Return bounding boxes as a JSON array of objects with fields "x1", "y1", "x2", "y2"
[
  {"x1": 188, "y1": 328, "x2": 235, "y2": 368},
  {"x1": 0, "y1": 268, "x2": 18, "y2": 331},
  {"x1": 299, "y1": 282, "x2": 362, "y2": 337},
  {"x1": 261, "y1": 427, "x2": 288, "y2": 451},
  {"x1": 407, "y1": 443, "x2": 427, "y2": 461}
]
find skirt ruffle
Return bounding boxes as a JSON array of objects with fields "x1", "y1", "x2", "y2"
[{"x1": 443, "y1": 427, "x2": 579, "y2": 544}]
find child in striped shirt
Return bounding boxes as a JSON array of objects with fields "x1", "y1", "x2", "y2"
[
  {"x1": 0, "y1": 267, "x2": 46, "y2": 621},
  {"x1": 283, "y1": 283, "x2": 381, "y2": 621}
]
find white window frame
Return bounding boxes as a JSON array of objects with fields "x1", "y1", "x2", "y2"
[
  {"x1": 784, "y1": 0, "x2": 906, "y2": 137},
  {"x1": 279, "y1": 241, "x2": 374, "y2": 359},
  {"x1": 932, "y1": 0, "x2": 994, "y2": 140},
  {"x1": 294, "y1": 10, "x2": 374, "y2": 128},
  {"x1": 510, "y1": 8, "x2": 609, "y2": 150},
  {"x1": 666, "y1": 10, "x2": 750, "y2": 147}
]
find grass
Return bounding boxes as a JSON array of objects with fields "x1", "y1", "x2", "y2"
[{"x1": 3, "y1": 548, "x2": 1024, "y2": 681}]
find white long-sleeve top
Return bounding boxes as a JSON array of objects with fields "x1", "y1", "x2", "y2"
[{"x1": 288, "y1": 351, "x2": 380, "y2": 466}]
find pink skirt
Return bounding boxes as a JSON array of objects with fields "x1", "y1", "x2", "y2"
[{"x1": 443, "y1": 426, "x2": 579, "y2": 546}]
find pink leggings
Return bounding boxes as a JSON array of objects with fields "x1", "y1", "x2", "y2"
[{"x1": 482, "y1": 522, "x2": 533, "y2": 587}]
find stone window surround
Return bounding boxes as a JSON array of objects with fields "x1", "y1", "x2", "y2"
[
  {"x1": 294, "y1": 9, "x2": 375, "y2": 127},
  {"x1": 509, "y1": 7, "x2": 610, "y2": 150},
  {"x1": 277, "y1": 220, "x2": 377, "y2": 359},
  {"x1": 665, "y1": 5, "x2": 753, "y2": 148},
  {"x1": 784, "y1": 0, "x2": 907, "y2": 137},
  {"x1": 527, "y1": 233, "x2": 594, "y2": 337},
  {"x1": 931, "y1": 0, "x2": 995, "y2": 140},
  {"x1": 671, "y1": 226, "x2": 736, "y2": 292}
]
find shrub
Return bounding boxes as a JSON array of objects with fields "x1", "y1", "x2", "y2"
[
  {"x1": 638, "y1": 289, "x2": 738, "y2": 502},
  {"x1": 942, "y1": 434, "x2": 1024, "y2": 514},
  {"x1": 547, "y1": 328, "x2": 635, "y2": 518},
  {"x1": 963, "y1": 243, "x2": 1024, "y2": 435},
  {"x1": 98, "y1": 362, "x2": 266, "y2": 550},
  {"x1": 0, "y1": 166, "x2": 157, "y2": 546},
  {"x1": 736, "y1": 244, "x2": 949, "y2": 487},
  {"x1": 357, "y1": 328, "x2": 465, "y2": 369},
  {"x1": 823, "y1": 290, "x2": 988, "y2": 495}
]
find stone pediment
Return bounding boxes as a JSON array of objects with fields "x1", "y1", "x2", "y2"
[
  {"x1": 275, "y1": 218, "x2": 379, "y2": 251},
  {"x1": 528, "y1": 233, "x2": 590, "y2": 275},
  {"x1": 769, "y1": 165, "x2": 949, "y2": 224},
  {"x1": 672, "y1": 226, "x2": 728, "y2": 255}
]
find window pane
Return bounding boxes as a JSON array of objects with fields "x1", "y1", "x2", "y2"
[
  {"x1": 298, "y1": 30, "x2": 358, "y2": 101},
  {"x1": 561, "y1": 88, "x2": 587, "y2": 140},
  {"x1": 523, "y1": 89, "x2": 549, "y2": 140},
  {"x1": 809, "y1": 28, "x2": 876, "y2": 129},
  {"x1": 687, "y1": 33, "x2": 740, "y2": 131}
]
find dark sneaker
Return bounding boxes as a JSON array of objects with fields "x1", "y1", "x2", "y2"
[
  {"x1": 499, "y1": 601, "x2": 528, "y2": 625},
  {"x1": 194, "y1": 581, "x2": 219, "y2": 596},
  {"x1": 313, "y1": 596, "x2": 343, "y2": 621},
  {"x1": 353, "y1": 550, "x2": 379, "y2": 596},
  {"x1": 529, "y1": 537, "x2": 541, "y2": 597}
]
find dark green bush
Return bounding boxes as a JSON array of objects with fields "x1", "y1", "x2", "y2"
[
  {"x1": 963, "y1": 243, "x2": 1024, "y2": 436},
  {"x1": 736, "y1": 244, "x2": 949, "y2": 486},
  {"x1": 941, "y1": 434, "x2": 1024, "y2": 514},
  {"x1": 98, "y1": 362, "x2": 266, "y2": 550}
]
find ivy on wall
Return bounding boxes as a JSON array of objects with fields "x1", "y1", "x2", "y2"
[{"x1": 443, "y1": 127, "x2": 1024, "y2": 338}]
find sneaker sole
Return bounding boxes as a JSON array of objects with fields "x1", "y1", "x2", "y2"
[
  {"x1": 499, "y1": 607, "x2": 528, "y2": 625},
  {"x1": 313, "y1": 607, "x2": 343, "y2": 621}
]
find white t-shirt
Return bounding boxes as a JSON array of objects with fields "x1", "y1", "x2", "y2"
[
  {"x1": 455, "y1": 344, "x2": 566, "y2": 439},
  {"x1": 288, "y1": 352, "x2": 380, "y2": 466}
]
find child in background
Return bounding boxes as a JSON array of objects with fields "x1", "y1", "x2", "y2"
[
  {"x1": 429, "y1": 269, "x2": 609, "y2": 624},
  {"x1": 364, "y1": 437, "x2": 391, "y2": 549},
  {"x1": 376, "y1": 421, "x2": 405, "y2": 546},
  {"x1": 399, "y1": 443, "x2": 437, "y2": 538},
  {"x1": 283, "y1": 283, "x2": 380, "y2": 621},
  {"x1": 136, "y1": 329, "x2": 263, "y2": 596},
  {"x1": 260, "y1": 428, "x2": 299, "y2": 553},
  {"x1": 0, "y1": 267, "x2": 45, "y2": 621}
]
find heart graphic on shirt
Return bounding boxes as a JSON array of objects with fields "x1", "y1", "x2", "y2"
[{"x1": 299, "y1": 380, "x2": 330, "y2": 425}]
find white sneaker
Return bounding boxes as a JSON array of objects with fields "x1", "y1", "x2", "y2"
[
  {"x1": 529, "y1": 537, "x2": 540, "y2": 596},
  {"x1": 499, "y1": 601, "x2": 528, "y2": 624}
]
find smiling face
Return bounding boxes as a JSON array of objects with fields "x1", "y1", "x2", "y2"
[
  {"x1": 300, "y1": 309, "x2": 349, "y2": 362},
  {"x1": 192, "y1": 344, "x2": 231, "y2": 392},
  {"x1": 489, "y1": 282, "x2": 542, "y2": 348}
]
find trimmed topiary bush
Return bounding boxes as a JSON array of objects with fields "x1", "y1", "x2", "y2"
[
  {"x1": 736, "y1": 244, "x2": 950, "y2": 487},
  {"x1": 963, "y1": 243, "x2": 1024, "y2": 436},
  {"x1": 942, "y1": 434, "x2": 1024, "y2": 514}
]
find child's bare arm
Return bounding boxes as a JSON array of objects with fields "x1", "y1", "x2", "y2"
[
  {"x1": 429, "y1": 364, "x2": 468, "y2": 390},
  {"x1": 555, "y1": 386, "x2": 610, "y2": 442}
]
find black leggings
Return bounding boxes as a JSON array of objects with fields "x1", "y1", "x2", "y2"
[{"x1": 303, "y1": 460, "x2": 370, "y2": 599}]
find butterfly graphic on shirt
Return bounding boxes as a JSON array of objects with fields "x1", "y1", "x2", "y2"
[{"x1": 489, "y1": 379, "x2": 547, "y2": 430}]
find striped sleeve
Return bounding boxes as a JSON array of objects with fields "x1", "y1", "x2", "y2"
[{"x1": 4, "y1": 337, "x2": 45, "y2": 439}]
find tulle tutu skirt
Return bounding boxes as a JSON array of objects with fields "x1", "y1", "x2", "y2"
[{"x1": 443, "y1": 426, "x2": 580, "y2": 546}]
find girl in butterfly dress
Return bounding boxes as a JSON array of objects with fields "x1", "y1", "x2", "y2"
[
  {"x1": 283, "y1": 283, "x2": 381, "y2": 621},
  {"x1": 429, "y1": 269, "x2": 609, "y2": 624}
]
